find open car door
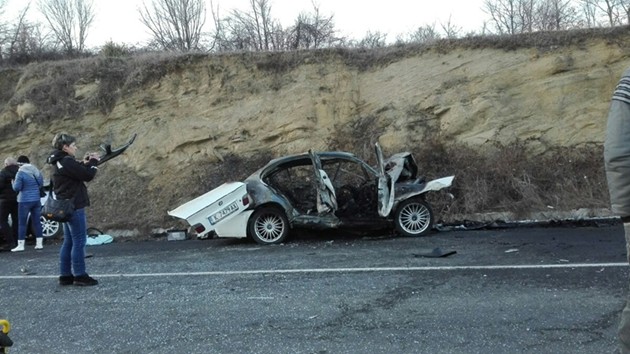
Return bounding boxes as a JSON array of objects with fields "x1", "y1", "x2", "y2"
[
  {"x1": 96, "y1": 133, "x2": 137, "y2": 166},
  {"x1": 309, "y1": 149, "x2": 338, "y2": 214},
  {"x1": 375, "y1": 143, "x2": 395, "y2": 217}
]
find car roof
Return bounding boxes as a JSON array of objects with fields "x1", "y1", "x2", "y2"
[
  {"x1": 271, "y1": 151, "x2": 358, "y2": 166},
  {"x1": 251, "y1": 151, "x2": 364, "y2": 179}
]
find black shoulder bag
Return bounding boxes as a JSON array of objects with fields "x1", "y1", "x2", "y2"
[
  {"x1": 42, "y1": 194, "x2": 74, "y2": 222},
  {"x1": 42, "y1": 163, "x2": 75, "y2": 222}
]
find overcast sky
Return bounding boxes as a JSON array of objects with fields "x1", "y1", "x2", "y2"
[{"x1": 4, "y1": 0, "x2": 489, "y2": 48}]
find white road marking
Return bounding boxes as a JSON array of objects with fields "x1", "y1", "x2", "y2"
[{"x1": 0, "y1": 262, "x2": 627, "y2": 280}]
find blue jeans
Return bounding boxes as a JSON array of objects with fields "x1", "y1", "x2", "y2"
[
  {"x1": 59, "y1": 208, "x2": 88, "y2": 276},
  {"x1": 17, "y1": 200, "x2": 42, "y2": 240}
]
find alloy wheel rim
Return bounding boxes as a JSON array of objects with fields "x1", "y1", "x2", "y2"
[
  {"x1": 399, "y1": 203, "x2": 430, "y2": 234},
  {"x1": 254, "y1": 214, "x2": 284, "y2": 241},
  {"x1": 40, "y1": 217, "x2": 60, "y2": 238}
]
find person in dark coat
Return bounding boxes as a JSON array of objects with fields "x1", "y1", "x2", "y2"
[
  {"x1": 48, "y1": 133, "x2": 100, "y2": 286},
  {"x1": 0, "y1": 157, "x2": 19, "y2": 250}
]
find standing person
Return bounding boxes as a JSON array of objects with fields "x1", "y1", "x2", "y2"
[
  {"x1": 604, "y1": 67, "x2": 630, "y2": 353},
  {"x1": 48, "y1": 133, "x2": 100, "y2": 286},
  {"x1": 0, "y1": 157, "x2": 19, "y2": 250},
  {"x1": 11, "y1": 155, "x2": 44, "y2": 252}
]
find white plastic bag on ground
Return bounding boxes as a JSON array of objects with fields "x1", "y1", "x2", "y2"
[{"x1": 86, "y1": 234, "x2": 113, "y2": 246}]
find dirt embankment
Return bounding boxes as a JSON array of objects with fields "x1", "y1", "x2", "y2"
[{"x1": 0, "y1": 28, "x2": 626, "y2": 236}]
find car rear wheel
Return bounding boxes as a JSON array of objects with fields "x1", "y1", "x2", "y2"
[
  {"x1": 40, "y1": 216, "x2": 62, "y2": 238},
  {"x1": 247, "y1": 206, "x2": 289, "y2": 245},
  {"x1": 394, "y1": 198, "x2": 433, "y2": 237}
]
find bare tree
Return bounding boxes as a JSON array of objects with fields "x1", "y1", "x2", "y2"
[
  {"x1": 593, "y1": 0, "x2": 630, "y2": 25},
  {"x1": 484, "y1": 0, "x2": 520, "y2": 34},
  {"x1": 579, "y1": 0, "x2": 623, "y2": 26},
  {"x1": 0, "y1": 2, "x2": 52, "y2": 64},
  {"x1": 209, "y1": 12, "x2": 227, "y2": 50},
  {"x1": 517, "y1": 0, "x2": 538, "y2": 32},
  {"x1": 38, "y1": 0, "x2": 94, "y2": 54},
  {"x1": 139, "y1": 0, "x2": 206, "y2": 51},
  {"x1": 211, "y1": 0, "x2": 340, "y2": 52},
  {"x1": 287, "y1": 3, "x2": 338, "y2": 50},
  {"x1": 222, "y1": 0, "x2": 297, "y2": 51},
  {"x1": 0, "y1": 0, "x2": 6, "y2": 61},
  {"x1": 440, "y1": 15, "x2": 462, "y2": 38},
  {"x1": 251, "y1": 0, "x2": 273, "y2": 50},
  {"x1": 211, "y1": 0, "x2": 275, "y2": 51},
  {"x1": 618, "y1": 1, "x2": 630, "y2": 24},
  {"x1": 352, "y1": 30, "x2": 387, "y2": 48},
  {"x1": 536, "y1": 0, "x2": 580, "y2": 30},
  {"x1": 483, "y1": 0, "x2": 541, "y2": 34},
  {"x1": 8, "y1": 3, "x2": 34, "y2": 58},
  {"x1": 230, "y1": 0, "x2": 275, "y2": 51},
  {"x1": 484, "y1": 0, "x2": 582, "y2": 33},
  {"x1": 405, "y1": 24, "x2": 441, "y2": 44},
  {"x1": 9, "y1": 22, "x2": 50, "y2": 63},
  {"x1": 579, "y1": 0, "x2": 601, "y2": 27}
]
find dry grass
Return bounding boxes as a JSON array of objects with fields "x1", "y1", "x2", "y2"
[
  {"x1": 216, "y1": 137, "x2": 609, "y2": 226},
  {"x1": 6, "y1": 26, "x2": 629, "y2": 127},
  {"x1": 408, "y1": 138, "x2": 608, "y2": 222}
]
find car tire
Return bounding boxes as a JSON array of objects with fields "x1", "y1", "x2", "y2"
[
  {"x1": 394, "y1": 198, "x2": 433, "y2": 237},
  {"x1": 40, "y1": 215, "x2": 63, "y2": 238},
  {"x1": 247, "y1": 206, "x2": 289, "y2": 245}
]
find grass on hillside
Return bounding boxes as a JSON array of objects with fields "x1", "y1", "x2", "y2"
[
  {"x1": 412, "y1": 139, "x2": 609, "y2": 222},
  {"x1": 3, "y1": 26, "x2": 628, "y2": 136}
]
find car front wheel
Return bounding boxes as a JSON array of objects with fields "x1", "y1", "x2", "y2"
[
  {"x1": 394, "y1": 198, "x2": 433, "y2": 237},
  {"x1": 247, "y1": 206, "x2": 289, "y2": 245}
]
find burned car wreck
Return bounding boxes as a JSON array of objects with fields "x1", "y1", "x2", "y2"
[{"x1": 168, "y1": 144, "x2": 454, "y2": 245}]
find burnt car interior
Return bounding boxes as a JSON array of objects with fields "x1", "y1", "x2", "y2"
[
  {"x1": 264, "y1": 162, "x2": 318, "y2": 214},
  {"x1": 321, "y1": 158, "x2": 379, "y2": 218},
  {"x1": 263, "y1": 157, "x2": 379, "y2": 219}
]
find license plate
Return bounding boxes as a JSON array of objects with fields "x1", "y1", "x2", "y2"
[{"x1": 208, "y1": 201, "x2": 239, "y2": 225}]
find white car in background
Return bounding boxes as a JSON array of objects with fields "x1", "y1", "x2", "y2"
[
  {"x1": 8, "y1": 186, "x2": 62, "y2": 238},
  {"x1": 39, "y1": 189, "x2": 62, "y2": 238}
]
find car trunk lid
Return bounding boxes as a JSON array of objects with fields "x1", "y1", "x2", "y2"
[{"x1": 167, "y1": 182, "x2": 249, "y2": 237}]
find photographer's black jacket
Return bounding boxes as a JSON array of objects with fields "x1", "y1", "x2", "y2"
[{"x1": 47, "y1": 150, "x2": 98, "y2": 209}]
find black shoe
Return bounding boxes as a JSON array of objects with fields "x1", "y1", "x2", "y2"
[
  {"x1": 59, "y1": 275, "x2": 74, "y2": 286},
  {"x1": 73, "y1": 274, "x2": 98, "y2": 286}
]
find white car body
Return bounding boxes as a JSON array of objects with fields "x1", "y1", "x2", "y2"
[{"x1": 167, "y1": 182, "x2": 251, "y2": 239}]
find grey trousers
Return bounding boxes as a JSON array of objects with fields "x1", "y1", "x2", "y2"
[
  {"x1": 621, "y1": 297, "x2": 630, "y2": 353},
  {"x1": 620, "y1": 223, "x2": 630, "y2": 353}
]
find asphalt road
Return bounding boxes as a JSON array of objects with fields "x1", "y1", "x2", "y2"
[{"x1": 0, "y1": 224, "x2": 628, "y2": 354}]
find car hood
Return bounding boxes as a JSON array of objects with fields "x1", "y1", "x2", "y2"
[{"x1": 383, "y1": 152, "x2": 418, "y2": 182}]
